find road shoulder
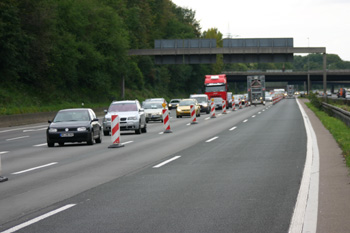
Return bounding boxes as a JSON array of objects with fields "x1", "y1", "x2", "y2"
[{"x1": 299, "y1": 98, "x2": 350, "y2": 233}]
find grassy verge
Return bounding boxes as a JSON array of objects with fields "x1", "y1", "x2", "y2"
[{"x1": 305, "y1": 102, "x2": 350, "y2": 167}]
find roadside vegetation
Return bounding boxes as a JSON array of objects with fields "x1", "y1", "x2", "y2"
[
  {"x1": 307, "y1": 93, "x2": 350, "y2": 167},
  {"x1": 1, "y1": 0, "x2": 350, "y2": 115}
]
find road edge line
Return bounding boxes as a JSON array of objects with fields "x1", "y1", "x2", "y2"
[{"x1": 288, "y1": 99, "x2": 319, "y2": 233}]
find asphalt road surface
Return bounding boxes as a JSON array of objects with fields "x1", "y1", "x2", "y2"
[{"x1": 0, "y1": 100, "x2": 306, "y2": 233}]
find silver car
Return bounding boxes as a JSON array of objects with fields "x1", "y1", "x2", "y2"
[
  {"x1": 143, "y1": 102, "x2": 165, "y2": 123},
  {"x1": 103, "y1": 100, "x2": 147, "y2": 135}
]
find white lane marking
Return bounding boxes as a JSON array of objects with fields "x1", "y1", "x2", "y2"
[
  {"x1": 206, "y1": 136, "x2": 218, "y2": 142},
  {"x1": 205, "y1": 117, "x2": 210, "y2": 120},
  {"x1": 153, "y1": 156, "x2": 181, "y2": 168},
  {"x1": 262, "y1": 109, "x2": 265, "y2": 112},
  {"x1": 159, "y1": 132, "x2": 164, "y2": 135},
  {"x1": 243, "y1": 119, "x2": 248, "y2": 123},
  {"x1": 121, "y1": 141, "x2": 133, "y2": 145},
  {"x1": 6, "y1": 136, "x2": 29, "y2": 141},
  {"x1": 1, "y1": 204, "x2": 76, "y2": 233},
  {"x1": 0, "y1": 151, "x2": 9, "y2": 155},
  {"x1": 252, "y1": 115, "x2": 256, "y2": 118},
  {"x1": 229, "y1": 126, "x2": 237, "y2": 131},
  {"x1": 12, "y1": 162, "x2": 58, "y2": 175},
  {"x1": 23, "y1": 128, "x2": 46, "y2": 132},
  {"x1": 33, "y1": 143, "x2": 47, "y2": 147},
  {"x1": 288, "y1": 99, "x2": 319, "y2": 233},
  {"x1": 0, "y1": 125, "x2": 47, "y2": 134},
  {"x1": 186, "y1": 123, "x2": 191, "y2": 126},
  {"x1": 258, "y1": 112, "x2": 261, "y2": 114}
]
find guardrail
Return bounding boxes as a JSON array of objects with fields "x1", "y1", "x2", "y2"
[
  {"x1": 0, "y1": 108, "x2": 106, "y2": 128},
  {"x1": 322, "y1": 102, "x2": 350, "y2": 127}
]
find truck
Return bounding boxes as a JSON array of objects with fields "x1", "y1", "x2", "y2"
[
  {"x1": 286, "y1": 85, "x2": 295, "y2": 98},
  {"x1": 204, "y1": 74, "x2": 229, "y2": 109},
  {"x1": 247, "y1": 75, "x2": 265, "y2": 106},
  {"x1": 337, "y1": 88, "x2": 346, "y2": 98}
]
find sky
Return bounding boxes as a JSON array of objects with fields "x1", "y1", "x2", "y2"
[{"x1": 171, "y1": 0, "x2": 350, "y2": 61}]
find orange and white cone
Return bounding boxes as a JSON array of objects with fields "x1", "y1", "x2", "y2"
[{"x1": 108, "y1": 115, "x2": 124, "y2": 148}]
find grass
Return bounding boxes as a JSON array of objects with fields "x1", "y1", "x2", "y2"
[{"x1": 305, "y1": 102, "x2": 350, "y2": 167}]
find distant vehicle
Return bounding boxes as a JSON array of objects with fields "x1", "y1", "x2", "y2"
[
  {"x1": 337, "y1": 88, "x2": 346, "y2": 98},
  {"x1": 176, "y1": 99, "x2": 200, "y2": 118},
  {"x1": 212, "y1": 97, "x2": 224, "y2": 109},
  {"x1": 103, "y1": 100, "x2": 147, "y2": 135},
  {"x1": 265, "y1": 92, "x2": 274, "y2": 102},
  {"x1": 204, "y1": 74, "x2": 229, "y2": 109},
  {"x1": 346, "y1": 92, "x2": 350, "y2": 99},
  {"x1": 247, "y1": 75, "x2": 265, "y2": 105},
  {"x1": 227, "y1": 92, "x2": 233, "y2": 108},
  {"x1": 189, "y1": 94, "x2": 211, "y2": 114},
  {"x1": 233, "y1": 95, "x2": 241, "y2": 106},
  {"x1": 168, "y1": 99, "x2": 181, "y2": 110},
  {"x1": 326, "y1": 91, "x2": 332, "y2": 96},
  {"x1": 143, "y1": 102, "x2": 165, "y2": 123},
  {"x1": 286, "y1": 85, "x2": 295, "y2": 98},
  {"x1": 143, "y1": 98, "x2": 167, "y2": 107},
  {"x1": 47, "y1": 108, "x2": 102, "y2": 147}
]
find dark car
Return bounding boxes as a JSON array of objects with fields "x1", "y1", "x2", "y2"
[
  {"x1": 168, "y1": 99, "x2": 181, "y2": 110},
  {"x1": 47, "y1": 108, "x2": 102, "y2": 147}
]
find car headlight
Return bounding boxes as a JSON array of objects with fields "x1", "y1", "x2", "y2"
[
  {"x1": 177, "y1": 108, "x2": 182, "y2": 112},
  {"x1": 104, "y1": 117, "x2": 111, "y2": 122},
  {"x1": 128, "y1": 116, "x2": 138, "y2": 120},
  {"x1": 77, "y1": 127, "x2": 87, "y2": 131},
  {"x1": 49, "y1": 128, "x2": 57, "y2": 133}
]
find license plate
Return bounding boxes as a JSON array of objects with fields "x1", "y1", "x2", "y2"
[{"x1": 60, "y1": 133, "x2": 74, "y2": 137}]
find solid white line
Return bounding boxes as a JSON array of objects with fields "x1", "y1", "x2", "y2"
[
  {"x1": 0, "y1": 204, "x2": 76, "y2": 233},
  {"x1": 33, "y1": 143, "x2": 47, "y2": 147},
  {"x1": 121, "y1": 141, "x2": 133, "y2": 145},
  {"x1": 229, "y1": 126, "x2": 237, "y2": 131},
  {"x1": 252, "y1": 115, "x2": 256, "y2": 118},
  {"x1": 243, "y1": 119, "x2": 248, "y2": 123},
  {"x1": 288, "y1": 99, "x2": 319, "y2": 233},
  {"x1": 0, "y1": 151, "x2": 9, "y2": 155},
  {"x1": 6, "y1": 136, "x2": 29, "y2": 141},
  {"x1": 23, "y1": 128, "x2": 46, "y2": 132},
  {"x1": 206, "y1": 136, "x2": 218, "y2": 142},
  {"x1": 0, "y1": 125, "x2": 47, "y2": 134},
  {"x1": 12, "y1": 162, "x2": 58, "y2": 175},
  {"x1": 153, "y1": 156, "x2": 181, "y2": 168}
]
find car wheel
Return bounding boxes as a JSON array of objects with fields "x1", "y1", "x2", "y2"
[
  {"x1": 103, "y1": 130, "x2": 109, "y2": 136},
  {"x1": 95, "y1": 130, "x2": 102, "y2": 143},
  {"x1": 47, "y1": 141, "x2": 54, "y2": 147},
  {"x1": 135, "y1": 127, "x2": 141, "y2": 134},
  {"x1": 141, "y1": 123, "x2": 147, "y2": 133},
  {"x1": 176, "y1": 115, "x2": 179, "y2": 118},
  {"x1": 87, "y1": 132, "x2": 94, "y2": 145},
  {"x1": 146, "y1": 119, "x2": 149, "y2": 123},
  {"x1": 59, "y1": 142, "x2": 64, "y2": 146}
]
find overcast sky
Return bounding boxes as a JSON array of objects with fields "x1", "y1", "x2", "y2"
[{"x1": 171, "y1": 0, "x2": 350, "y2": 61}]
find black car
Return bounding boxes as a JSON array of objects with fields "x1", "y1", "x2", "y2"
[
  {"x1": 47, "y1": 108, "x2": 102, "y2": 147},
  {"x1": 168, "y1": 99, "x2": 181, "y2": 110}
]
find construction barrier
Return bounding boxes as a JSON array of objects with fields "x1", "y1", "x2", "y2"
[
  {"x1": 210, "y1": 99, "x2": 216, "y2": 118},
  {"x1": 232, "y1": 97, "x2": 236, "y2": 111},
  {"x1": 239, "y1": 99, "x2": 242, "y2": 109},
  {"x1": 190, "y1": 105, "x2": 198, "y2": 124},
  {"x1": 108, "y1": 115, "x2": 124, "y2": 148},
  {"x1": 162, "y1": 108, "x2": 172, "y2": 133},
  {"x1": 222, "y1": 100, "x2": 227, "y2": 114}
]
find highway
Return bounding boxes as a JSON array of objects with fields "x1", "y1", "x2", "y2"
[{"x1": 0, "y1": 99, "x2": 307, "y2": 233}]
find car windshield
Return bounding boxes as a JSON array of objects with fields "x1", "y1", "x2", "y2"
[
  {"x1": 170, "y1": 100, "x2": 180, "y2": 103},
  {"x1": 53, "y1": 110, "x2": 90, "y2": 122},
  {"x1": 205, "y1": 85, "x2": 226, "y2": 92},
  {"x1": 179, "y1": 100, "x2": 195, "y2": 106},
  {"x1": 213, "y1": 98, "x2": 223, "y2": 104},
  {"x1": 108, "y1": 103, "x2": 137, "y2": 112},
  {"x1": 143, "y1": 102, "x2": 163, "y2": 109},
  {"x1": 192, "y1": 97, "x2": 207, "y2": 103}
]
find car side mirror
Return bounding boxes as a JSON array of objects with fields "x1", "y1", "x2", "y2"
[
  {"x1": 48, "y1": 120, "x2": 52, "y2": 124},
  {"x1": 104, "y1": 109, "x2": 108, "y2": 114},
  {"x1": 139, "y1": 108, "x2": 144, "y2": 113}
]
